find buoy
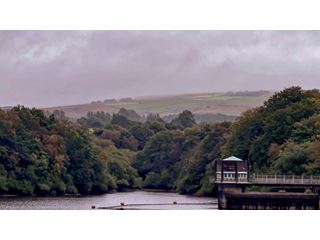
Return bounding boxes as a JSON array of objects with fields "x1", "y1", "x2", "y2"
[
  {"x1": 120, "y1": 202, "x2": 125, "y2": 206},
  {"x1": 91, "y1": 205, "x2": 96, "y2": 209},
  {"x1": 173, "y1": 201, "x2": 177, "y2": 205}
]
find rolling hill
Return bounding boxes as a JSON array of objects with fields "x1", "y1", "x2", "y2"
[{"x1": 43, "y1": 91, "x2": 273, "y2": 119}]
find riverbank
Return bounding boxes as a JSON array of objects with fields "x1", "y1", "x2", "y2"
[{"x1": 0, "y1": 187, "x2": 213, "y2": 198}]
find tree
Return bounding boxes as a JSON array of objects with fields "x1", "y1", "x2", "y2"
[
  {"x1": 263, "y1": 86, "x2": 306, "y2": 111},
  {"x1": 97, "y1": 125, "x2": 138, "y2": 151},
  {"x1": 77, "y1": 111, "x2": 111, "y2": 128},
  {"x1": 111, "y1": 113, "x2": 135, "y2": 129},
  {"x1": 129, "y1": 124, "x2": 153, "y2": 150},
  {"x1": 133, "y1": 130, "x2": 183, "y2": 183},
  {"x1": 118, "y1": 108, "x2": 143, "y2": 122},
  {"x1": 274, "y1": 141, "x2": 312, "y2": 175},
  {"x1": 224, "y1": 87, "x2": 320, "y2": 170},
  {"x1": 176, "y1": 122, "x2": 230, "y2": 194},
  {"x1": 168, "y1": 110, "x2": 196, "y2": 130}
]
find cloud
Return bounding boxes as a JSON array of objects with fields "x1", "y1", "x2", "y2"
[{"x1": 1, "y1": 30, "x2": 320, "y2": 107}]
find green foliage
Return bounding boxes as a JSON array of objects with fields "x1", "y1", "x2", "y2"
[
  {"x1": 129, "y1": 124, "x2": 153, "y2": 150},
  {"x1": 273, "y1": 141, "x2": 312, "y2": 175},
  {"x1": 263, "y1": 86, "x2": 307, "y2": 111},
  {"x1": 52, "y1": 110, "x2": 68, "y2": 121},
  {"x1": 198, "y1": 164, "x2": 217, "y2": 196},
  {"x1": 133, "y1": 130, "x2": 185, "y2": 189},
  {"x1": 147, "y1": 120, "x2": 167, "y2": 134},
  {"x1": 141, "y1": 169, "x2": 174, "y2": 189},
  {"x1": 142, "y1": 172, "x2": 161, "y2": 188},
  {"x1": 0, "y1": 106, "x2": 137, "y2": 196},
  {"x1": 93, "y1": 138, "x2": 140, "y2": 190},
  {"x1": 291, "y1": 114, "x2": 320, "y2": 143},
  {"x1": 0, "y1": 173, "x2": 8, "y2": 192},
  {"x1": 96, "y1": 125, "x2": 138, "y2": 151},
  {"x1": 111, "y1": 114, "x2": 135, "y2": 129},
  {"x1": 163, "y1": 113, "x2": 237, "y2": 123},
  {"x1": 224, "y1": 87, "x2": 320, "y2": 170},
  {"x1": 77, "y1": 111, "x2": 111, "y2": 128},
  {"x1": 222, "y1": 109, "x2": 264, "y2": 160},
  {"x1": 1, "y1": 86, "x2": 319, "y2": 197},
  {"x1": 272, "y1": 140, "x2": 320, "y2": 175},
  {"x1": 176, "y1": 122, "x2": 230, "y2": 194},
  {"x1": 168, "y1": 110, "x2": 196, "y2": 130},
  {"x1": 118, "y1": 108, "x2": 143, "y2": 122}
]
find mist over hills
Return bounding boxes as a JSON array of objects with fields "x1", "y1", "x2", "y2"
[{"x1": 42, "y1": 90, "x2": 273, "y2": 119}]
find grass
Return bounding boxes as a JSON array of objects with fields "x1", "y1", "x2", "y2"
[{"x1": 44, "y1": 91, "x2": 273, "y2": 118}]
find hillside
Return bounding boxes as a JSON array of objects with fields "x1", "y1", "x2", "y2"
[
  {"x1": 43, "y1": 91, "x2": 273, "y2": 118},
  {"x1": 1, "y1": 87, "x2": 319, "y2": 197}
]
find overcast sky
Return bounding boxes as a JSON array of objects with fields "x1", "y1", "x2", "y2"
[{"x1": 1, "y1": 31, "x2": 320, "y2": 107}]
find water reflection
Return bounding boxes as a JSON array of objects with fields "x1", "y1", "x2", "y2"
[{"x1": 0, "y1": 191, "x2": 218, "y2": 210}]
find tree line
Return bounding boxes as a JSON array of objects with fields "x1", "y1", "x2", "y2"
[{"x1": 0, "y1": 86, "x2": 319, "y2": 196}]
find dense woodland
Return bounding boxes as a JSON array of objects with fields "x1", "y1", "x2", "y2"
[{"x1": 0, "y1": 86, "x2": 319, "y2": 196}]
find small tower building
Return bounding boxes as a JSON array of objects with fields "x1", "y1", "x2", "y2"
[{"x1": 214, "y1": 156, "x2": 249, "y2": 183}]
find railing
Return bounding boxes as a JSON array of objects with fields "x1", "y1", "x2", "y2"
[
  {"x1": 214, "y1": 178, "x2": 248, "y2": 183},
  {"x1": 212, "y1": 175, "x2": 320, "y2": 185},
  {"x1": 251, "y1": 175, "x2": 320, "y2": 185}
]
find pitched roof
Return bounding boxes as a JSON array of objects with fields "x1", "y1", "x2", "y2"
[{"x1": 223, "y1": 156, "x2": 243, "y2": 161}]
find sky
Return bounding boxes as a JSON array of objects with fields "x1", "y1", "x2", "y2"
[{"x1": 1, "y1": 30, "x2": 320, "y2": 107}]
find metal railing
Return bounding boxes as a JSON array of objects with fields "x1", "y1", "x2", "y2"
[
  {"x1": 214, "y1": 178, "x2": 249, "y2": 183},
  {"x1": 251, "y1": 175, "x2": 320, "y2": 185},
  {"x1": 211, "y1": 175, "x2": 320, "y2": 185}
]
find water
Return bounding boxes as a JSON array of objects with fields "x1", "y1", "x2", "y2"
[{"x1": 0, "y1": 191, "x2": 218, "y2": 210}]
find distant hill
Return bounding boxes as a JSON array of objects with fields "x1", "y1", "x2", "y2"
[
  {"x1": 0, "y1": 106, "x2": 13, "y2": 111},
  {"x1": 43, "y1": 91, "x2": 273, "y2": 119}
]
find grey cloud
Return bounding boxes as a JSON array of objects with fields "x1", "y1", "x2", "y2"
[{"x1": 0, "y1": 30, "x2": 320, "y2": 107}]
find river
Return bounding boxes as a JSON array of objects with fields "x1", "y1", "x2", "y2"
[{"x1": 0, "y1": 191, "x2": 218, "y2": 210}]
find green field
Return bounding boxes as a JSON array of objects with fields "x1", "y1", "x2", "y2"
[{"x1": 44, "y1": 91, "x2": 273, "y2": 118}]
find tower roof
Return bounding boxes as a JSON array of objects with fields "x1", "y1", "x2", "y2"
[{"x1": 222, "y1": 156, "x2": 243, "y2": 161}]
